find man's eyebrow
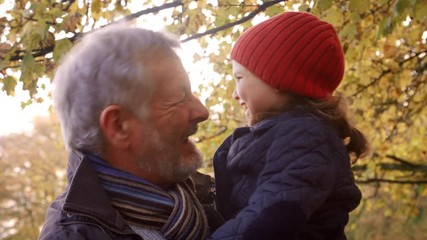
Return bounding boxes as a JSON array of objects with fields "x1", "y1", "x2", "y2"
[{"x1": 175, "y1": 86, "x2": 190, "y2": 99}]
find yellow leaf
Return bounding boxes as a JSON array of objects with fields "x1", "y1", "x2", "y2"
[
  {"x1": 349, "y1": 0, "x2": 370, "y2": 13},
  {"x1": 323, "y1": 6, "x2": 344, "y2": 27},
  {"x1": 317, "y1": 0, "x2": 333, "y2": 10}
]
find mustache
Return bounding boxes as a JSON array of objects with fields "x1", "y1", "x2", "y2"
[{"x1": 184, "y1": 125, "x2": 199, "y2": 139}]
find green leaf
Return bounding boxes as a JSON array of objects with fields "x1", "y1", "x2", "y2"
[
  {"x1": 317, "y1": 0, "x2": 333, "y2": 10},
  {"x1": 265, "y1": 5, "x2": 285, "y2": 16},
  {"x1": 377, "y1": 17, "x2": 393, "y2": 38},
  {"x1": 53, "y1": 38, "x2": 73, "y2": 61},
  {"x1": 91, "y1": 0, "x2": 102, "y2": 15},
  {"x1": 1, "y1": 75, "x2": 17, "y2": 95},
  {"x1": 30, "y1": 2, "x2": 46, "y2": 17},
  {"x1": 340, "y1": 24, "x2": 358, "y2": 40},
  {"x1": 414, "y1": 0, "x2": 427, "y2": 20},
  {"x1": 394, "y1": 0, "x2": 411, "y2": 16},
  {"x1": 47, "y1": 8, "x2": 65, "y2": 19},
  {"x1": 349, "y1": 0, "x2": 371, "y2": 13},
  {"x1": 33, "y1": 62, "x2": 45, "y2": 76},
  {"x1": 323, "y1": 6, "x2": 344, "y2": 27},
  {"x1": 21, "y1": 52, "x2": 35, "y2": 74}
]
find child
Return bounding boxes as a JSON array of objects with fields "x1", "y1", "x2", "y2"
[{"x1": 210, "y1": 12, "x2": 369, "y2": 240}]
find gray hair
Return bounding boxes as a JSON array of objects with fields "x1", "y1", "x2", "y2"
[{"x1": 53, "y1": 24, "x2": 180, "y2": 155}]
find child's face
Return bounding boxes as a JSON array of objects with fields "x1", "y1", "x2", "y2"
[{"x1": 232, "y1": 61, "x2": 285, "y2": 117}]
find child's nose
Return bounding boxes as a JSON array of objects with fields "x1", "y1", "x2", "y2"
[{"x1": 232, "y1": 90, "x2": 239, "y2": 100}]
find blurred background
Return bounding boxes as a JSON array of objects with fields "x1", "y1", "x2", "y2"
[{"x1": 0, "y1": 0, "x2": 426, "y2": 239}]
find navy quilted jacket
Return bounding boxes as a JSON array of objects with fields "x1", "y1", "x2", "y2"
[{"x1": 210, "y1": 108, "x2": 361, "y2": 240}]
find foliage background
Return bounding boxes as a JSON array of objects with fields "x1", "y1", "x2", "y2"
[{"x1": 0, "y1": 0, "x2": 426, "y2": 239}]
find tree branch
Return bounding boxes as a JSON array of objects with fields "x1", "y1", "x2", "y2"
[
  {"x1": 8, "y1": 1, "x2": 183, "y2": 62},
  {"x1": 352, "y1": 162, "x2": 427, "y2": 172},
  {"x1": 356, "y1": 178, "x2": 427, "y2": 184},
  {"x1": 181, "y1": 0, "x2": 286, "y2": 42},
  {"x1": 352, "y1": 68, "x2": 392, "y2": 97},
  {"x1": 194, "y1": 126, "x2": 228, "y2": 143},
  {"x1": 116, "y1": 0, "x2": 183, "y2": 23},
  {"x1": 352, "y1": 153, "x2": 427, "y2": 185},
  {"x1": 385, "y1": 154, "x2": 422, "y2": 168},
  {"x1": 352, "y1": 50, "x2": 426, "y2": 97},
  {"x1": 7, "y1": 0, "x2": 287, "y2": 63}
]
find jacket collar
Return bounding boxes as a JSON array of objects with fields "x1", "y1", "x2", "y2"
[
  {"x1": 61, "y1": 150, "x2": 135, "y2": 234},
  {"x1": 219, "y1": 108, "x2": 316, "y2": 148},
  {"x1": 250, "y1": 107, "x2": 315, "y2": 133}
]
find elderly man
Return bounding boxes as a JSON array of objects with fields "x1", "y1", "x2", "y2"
[{"x1": 38, "y1": 25, "x2": 218, "y2": 239}]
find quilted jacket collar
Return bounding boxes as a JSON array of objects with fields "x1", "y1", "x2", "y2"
[{"x1": 250, "y1": 107, "x2": 315, "y2": 134}]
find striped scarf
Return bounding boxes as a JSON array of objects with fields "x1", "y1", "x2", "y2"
[{"x1": 87, "y1": 154, "x2": 208, "y2": 240}]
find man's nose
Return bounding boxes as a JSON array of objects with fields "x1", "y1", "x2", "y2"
[{"x1": 191, "y1": 95, "x2": 209, "y2": 123}]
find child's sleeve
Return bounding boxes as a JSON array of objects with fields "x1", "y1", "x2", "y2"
[{"x1": 209, "y1": 121, "x2": 339, "y2": 240}]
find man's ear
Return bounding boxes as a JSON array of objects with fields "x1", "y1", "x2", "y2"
[{"x1": 99, "y1": 105, "x2": 131, "y2": 149}]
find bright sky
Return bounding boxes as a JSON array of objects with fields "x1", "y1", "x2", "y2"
[{"x1": 0, "y1": 81, "x2": 52, "y2": 136}]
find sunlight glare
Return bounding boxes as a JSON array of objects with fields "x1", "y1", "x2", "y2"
[
  {"x1": 402, "y1": 16, "x2": 411, "y2": 27},
  {"x1": 0, "y1": 78, "x2": 52, "y2": 136},
  {"x1": 293, "y1": 3, "x2": 301, "y2": 11},
  {"x1": 188, "y1": 1, "x2": 198, "y2": 10},
  {"x1": 0, "y1": 0, "x2": 14, "y2": 20},
  {"x1": 252, "y1": 14, "x2": 270, "y2": 25}
]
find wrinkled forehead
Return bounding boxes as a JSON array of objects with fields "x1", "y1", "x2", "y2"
[{"x1": 144, "y1": 50, "x2": 190, "y2": 89}]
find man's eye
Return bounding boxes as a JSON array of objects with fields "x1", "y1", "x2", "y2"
[{"x1": 176, "y1": 92, "x2": 189, "y2": 102}]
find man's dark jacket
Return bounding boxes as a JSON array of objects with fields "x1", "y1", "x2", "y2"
[
  {"x1": 211, "y1": 109, "x2": 362, "y2": 240},
  {"x1": 38, "y1": 151, "x2": 143, "y2": 240},
  {"x1": 38, "y1": 151, "x2": 221, "y2": 240}
]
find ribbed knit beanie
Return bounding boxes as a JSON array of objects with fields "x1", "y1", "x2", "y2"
[{"x1": 231, "y1": 12, "x2": 345, "y2": 99}]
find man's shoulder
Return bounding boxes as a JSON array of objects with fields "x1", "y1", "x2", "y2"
[
  {"x1": 38, "y1": 210, "x2": 117, "y2": 240},
  {"x1": 38, "y1": 193, "x2": 65, "y2": 238},
  {"x1": 189, "y1": 171, "x2": 215, "y2": 205},
  {"x1": 38, "y1": 196, "x2": 115, "y2": 240}
]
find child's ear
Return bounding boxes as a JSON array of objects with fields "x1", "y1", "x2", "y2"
[{"x1": 99, "y1": 105, "x2": 131, "y2": 149}]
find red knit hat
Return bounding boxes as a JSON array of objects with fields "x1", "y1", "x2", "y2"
[{"x1": 231, "y1": 12, "x2": 345, "y2": 99}]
